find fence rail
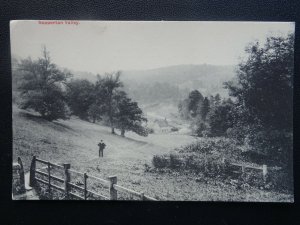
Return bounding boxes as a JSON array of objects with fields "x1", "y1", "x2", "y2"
[
  {"x1": 222, "y1": 157, "x2": 269, "y2": 182},
  {"x1": 30, "y1": 156, "x2": 157, "y2": 201}
]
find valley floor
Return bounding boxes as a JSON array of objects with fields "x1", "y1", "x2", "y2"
[{"x1": 13, "y1": 107, "x2": 293, "y2": 201}]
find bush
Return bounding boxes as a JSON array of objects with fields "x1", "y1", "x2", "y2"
[
  {"x1": 152, "y1": 154, "x2": 184, "y2": 170},
  {"x1": 195, "y1": 122, "x2": 207, "y2": 137},
  {"x1": 184, "y1": 156, "x2": 197, "y2": 170},
  {"x1": 226, "y1": 124, "x2": 250, "y2": 145},
  {"x1": 248, "y1": 130, "x2": 293, "y2": 164},
  {"x1": 152, "y1": 155, "x2": 169, "y2": 168},
  {"x1": 171, "y1": 127, "x2": 179, "y2": 132},
  {"x1": 169, "y1": 154, "x2": 181, "y2": 169},
  {"x1": 267, "y1": 168, "x2": 293, "y2": 193},
  {"x1": 201, "y1": 130, "x2": 212, "y2": 137},
  {"x1": 180, "y1": 138, "x2": 237, "y2": 158},
  {"x1": 151, "y1": 137, "x2": 293, "y2": 194},
  {"x1": 146, "y1": 127, "x2": 155, "y2": 134}
]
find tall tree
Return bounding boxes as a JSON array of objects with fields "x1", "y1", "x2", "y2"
[
  {"x1": 225, "y1": 33, "x2": 294, "y2": 131},
  {"x1": 87, "y1": 103, "x2": 104, "y2": 123},
  {"x1": 200, "y1": 97, "x2": 210, "y2": 121},
  {"x1": 114, "y1": 91, "x2": 148, "y2": 137},
  {"x1": 18, "y1": 47, "x2": 72, "y2": 121},
  {"x1": 96, "y1": 71, "x2": 123, "y2": 134},
  {"x1": 225, "y1": 33, "x2": 294, "y2": 171},
  {"x1": 214, "y1": 93, "x2": 221, "y2": 106},
  {"x1": 178, "y1": 98, "x2": 191, "y2": 120},
  {"x1": 207, "y1": 101, "x2": 234, "y2": 137},
  {"x1": 188, "y1": 90, "x2": 204, "y2": 117},
  {"x1": 66, "y1": 79, "x2": 95, "y2": 120}
]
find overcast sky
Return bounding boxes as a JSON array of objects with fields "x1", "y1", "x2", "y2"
[{"x1": 10, "y1": 21, "x2": 294, "y2": 74}]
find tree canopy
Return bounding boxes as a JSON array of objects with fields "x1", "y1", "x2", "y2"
[
  {"x1": 66, "y1": 79, "x2": 95, "y2": 120},
  {"x1": 95, "y1": 72, "x2": 123, "y2": 134},
  {"x1": 18, "y1": 47, "x2": 72, "y2": 121},
  {"x1": 225, "y1": 34, "x2": 294, "y2": 131},
  {"x1": 114, "y1": 91, "x2": 148, "y2": 137}
]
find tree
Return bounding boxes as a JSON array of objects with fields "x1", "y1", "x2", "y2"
[
  {"x1": 207, "y1": 101, "x2": 234, "y2": 137},
  {"x1": 178, "y1": 98, "x2": 191, "y2": 120},
  {"x1": 95, "y1": 72, "x2": 123, "y2": 134},
  {"x1": 214, "y1": 93, "x2": 221, "y2": 106},
  {"x1": 18, "y1": 47, "x2": 71, "y2": 121},
  {"x1": 188, "y1": 90, "x2": 204, "y2": 117},
  {"x1": 225, "y1": 33, "x2": 294, "y2": 131},
  {"x1": 114, "y1": 91, "x2": 148, "y2": 137},
  {"x1": 200, "y1": 97, "x2": 210, "y2": 121},
  {"x1": 66, "y1": 79, "x2": 95, "y2": 120},
  {"x1": 87, "y1": 103, "x2": 104, "y2": 123},
  {"x1": 225, "y1": 33, "x2": 294, "y2": 171}
]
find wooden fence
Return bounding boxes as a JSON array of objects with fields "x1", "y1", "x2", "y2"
[
  {"x1": 222, "y1": 157, "x2": 269, "y2": 182},
  {"x1": 29, "y1": 156, "x2": 157, "y2": 201}
]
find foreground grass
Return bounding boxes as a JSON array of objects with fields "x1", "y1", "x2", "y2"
[{"x1": 13, "y1": 106, "x2": 293, "y2": 201}]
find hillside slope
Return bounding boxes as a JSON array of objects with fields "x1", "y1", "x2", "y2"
[
  {"x1": 13, "y1": 106, "x2": 196, "y2": 172},
  {"x1": 13, "y1": 106, "x2": 292, "y2": 201},
  {"x1": 122, "y1": 64, "x2": 235, "y2": 102},
  {"x1": 68, "y1": 64, "x2": 236, "y2": 104}
]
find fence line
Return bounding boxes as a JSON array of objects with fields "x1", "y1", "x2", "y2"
[
  {"x1": 222, "y1": 157, "x2": 269, "y2": 182},
  {"x1": 29, "y1": 156, "x2": 157, "y2": 201}
]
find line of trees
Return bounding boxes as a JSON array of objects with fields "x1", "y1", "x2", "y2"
[
  {"x1": 179, "y1": 33, "x2": 294, "y2": 168},
  {"x1": 178, "y1": 90, "x2": 234, "y2": 137},
  {"x1": 15, "y1": 47, "x2": 148, "y2": 138}
]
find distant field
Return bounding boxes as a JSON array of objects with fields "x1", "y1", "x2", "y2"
[{"x1": 13, "y1": 106, "x2": 293, "y2": 201}]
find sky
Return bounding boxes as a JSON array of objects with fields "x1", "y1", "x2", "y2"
[{"x1": 10, "y1": 20, "x2": 294, "y2": 74}]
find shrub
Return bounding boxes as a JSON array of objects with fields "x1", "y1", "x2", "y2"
[
  {"x1": 180, "y1": 138, "x2": 237, "y2": 158},
  {"x1": 248, "y1": 130, "x2": 293, "y2": 164},
  {"x1": 226, "y1": 124, "x2": 250, "y2": 145},
  {"x1": 169, "y1": 154, "x2": 181, "y2": 169},
  {"x1": 195, "y1": 122, "x2": 207, "y2": 137},
  {"x1": 152, "y1": 155, "x2": 169, "y2": 168},
  {"x1": 267, "y1": 168, "x2": 293, "y2": 193},
  {"x1": 171, "y1": 127, "x2": 179, "y2": 132},
  {"x1": 146, "y1": 127, "x2": 155, "y2": 134},
  {"x1": 203, "y1": 159, "x2": 224, "y2": 178},
  {"x1": 201, "y1": 130, "x2": 212, "y2": 137}
]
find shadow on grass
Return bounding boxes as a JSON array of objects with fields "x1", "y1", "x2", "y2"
[
  {"x1": 18, "y1": 111, "x2": 74, "y2": 133},
  {"x1": 109, "y1": 132, "x2": 149, "y2": 146}
]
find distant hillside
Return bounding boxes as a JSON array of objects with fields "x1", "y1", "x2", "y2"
[
  {"x1": 121, "y1": 64, "x2": 236, "y2": 104},
  {"x1": 68, "y1": 70, "x2": 98, "y2": 82},
  {"x1": 63, "y1": 64, "x2": 236, "y2": 104}
]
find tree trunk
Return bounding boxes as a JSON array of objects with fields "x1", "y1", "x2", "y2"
[
  {"x1": 121, "y1": 129, "x2": 125, "y2": 137},
  {"x1": 108, "y1": 92, "x2": 115, "y2": 134}
]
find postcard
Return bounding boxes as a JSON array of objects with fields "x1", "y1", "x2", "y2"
[{"x1": 11, "y1": 20, "x2": 294, "y2": 202}]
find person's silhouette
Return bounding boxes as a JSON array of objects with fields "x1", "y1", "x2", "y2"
[{"x1": 98, "y1": 140, "x2": 106, "y2": 157}]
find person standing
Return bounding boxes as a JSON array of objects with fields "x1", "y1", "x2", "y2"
[{"x1": 98, "y1": 140, "x2": 106, "y2": 157}]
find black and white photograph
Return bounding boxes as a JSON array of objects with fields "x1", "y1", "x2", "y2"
[{"x1": 11, "y1": 20, "x2": 294, "y2": 202}]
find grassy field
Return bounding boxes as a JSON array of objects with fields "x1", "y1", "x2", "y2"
[{"x1": 13, "y1": 106, "x2": 293, "y2": 201}]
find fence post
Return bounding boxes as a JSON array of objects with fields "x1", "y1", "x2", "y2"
[
  {"x1": 204, "y1": 153, "x2": 208, "y2": 173},
  {"x1": 140, "y1": 192, "x2": 145, "y2": 201},
  {"x1": 262, "y1": 165, "x2": 268, "y2": 182},
  {"x1": 241, "y1": 166, "x2": 245, "y2": 173},
  {"x1": 47, "y1": 161, "x2": 51, "y2": 192},
  {"x1": 108, "y1": 176, "x2": 117, "y2": 200},
  {"x1": 84, "y1": 173, "x2": 88, "y2": 200},
  {"x1": 29, "y1": 156, "x2": 36, "y2": 187},
  {"x1": 17, "y1": 157, "x2": 25, "y2": 193},
  {"x1": 221, "y1": 157, "x2": 226, "y2": 171},
  {"x1": 63, "y1": 163, "x2": 71, "y2": 199}
]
